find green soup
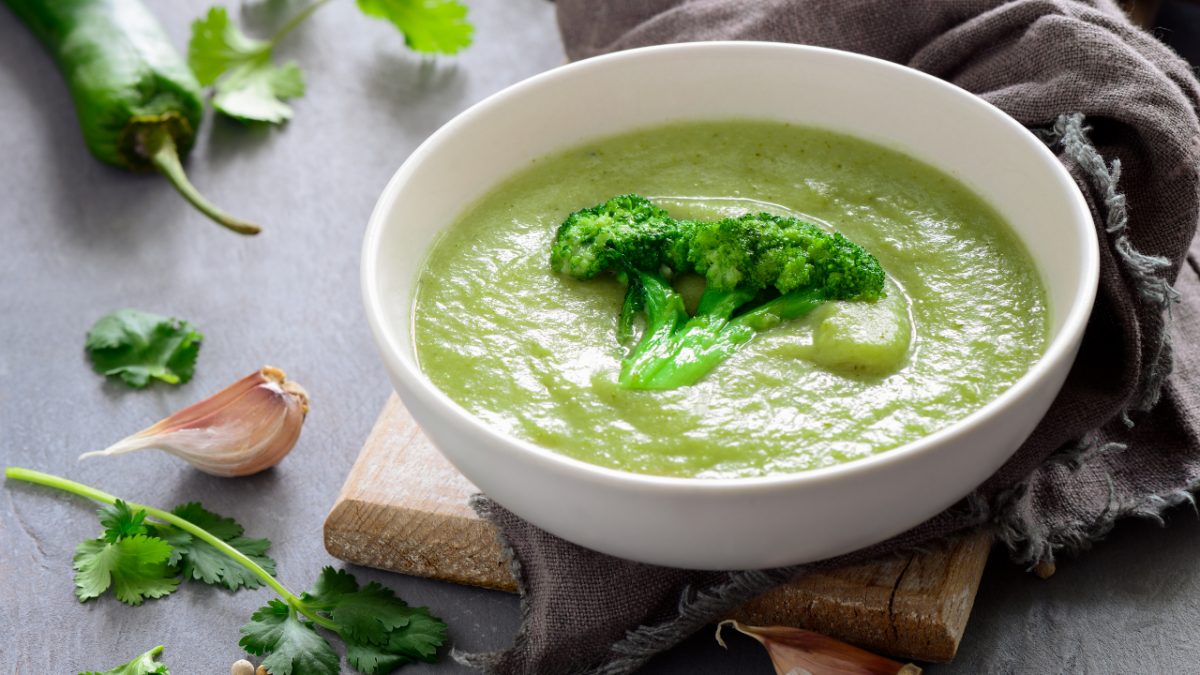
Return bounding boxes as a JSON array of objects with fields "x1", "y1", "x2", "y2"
[{"x1": 411, "y1": 120, "x2": 1047, "y2": 479}]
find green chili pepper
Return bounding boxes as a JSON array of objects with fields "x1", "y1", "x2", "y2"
[{"x1": 4, "y1": 0, "x2": 260, "y2": 234}]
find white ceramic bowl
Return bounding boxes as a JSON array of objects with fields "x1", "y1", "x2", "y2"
[{"x1": 361, "y1": 42, "x2": 1097, "y2": 570}]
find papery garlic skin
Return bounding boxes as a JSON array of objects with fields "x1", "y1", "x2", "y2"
[
  {"x1": 716, "y1": 620, "x2": 922, "y2": 675},
  {"x1": 81, "y1": 366, "x2": 310, "y2": 477}
]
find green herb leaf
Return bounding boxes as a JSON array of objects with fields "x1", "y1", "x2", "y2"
[
  {"x1": 220, "y1": 535, "x2": 278, "y2": 589},
  {"x1": 73, "y1": 536, "x2": 180, "y2": 605},
  {"x1": 355, "y1": 0, "x2": 473, "y2": 54},
  {"x1": 297, "y1": 567, "x2": 447, "y2": 672},
  {"x1": 142, "y1": 524, "x2": 193, "y2": 567},
  {"x1": 214, "y1": 61, "x2": 305, "y2": 123},
  {"x1": 179, "y1": 534, "x2": 277, "y2": 590},
  {"x1": 240, "y1": 599, "x2": 340, "y2": 675},
  {"x1": 147, "y1": 503, "x2": 277, "y2": 590},
  {"x1": 301, "y1": 567, "x2": 415, "y2": 645},
  {"x1": 188, "y1": 7, "x2": 305, "y2": 123},
  {"x1": 188, "y1": 6, "x2": 270, "y2": 85},
  {"x1": 383, "y1": 611, "x2": 446, "y2": 663},
  {"x1": 85, "y1": 309, "x2": 202, "y2": 388},
  {"x1": 170, "y1": 501, "x2": 245, "y2": 540},
  {"x1": 99, "y1": 501, "x2": 149, "y2": 544},
  {"x1": 343, "y1": 634, "x2": 413, "y2": 675},
  {"x1": 79, "y1": 644, "x2": 171, "y2": 675}
]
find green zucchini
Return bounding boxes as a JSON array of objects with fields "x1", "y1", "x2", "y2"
[{"x1": 4, "y1": 0, "x2": 260, "y2": 234}]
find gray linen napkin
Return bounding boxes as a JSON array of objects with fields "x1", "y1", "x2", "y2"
[{"x1": 456, "y1": 2, "x2": 1200, "y2": 673}]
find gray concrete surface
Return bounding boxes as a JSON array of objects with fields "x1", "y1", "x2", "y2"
[{"x1": 2, "y1": 1, "x2": 1198, "y2": 674}]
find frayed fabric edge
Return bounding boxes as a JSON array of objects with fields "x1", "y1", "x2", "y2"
[
  {"x1": 459, "y1": 531, "x2": 957, "y2": 675},
  {"x1": 985, "y1": 469, "x2": 1199, "y2": 570},
  {"x1": 1035, "y1": 112, "x2": 1181, "y2": 423},
  {"x1": 985, "y1": 431, "x2": 1196, "y2": 568},
  {"x1": 453, "y1": 496, "x2": 810, "y2": 675},
  {"x1": 981, "y1": 112, "x2": 1190, "y2": 570},
  {"x1": 452, "y1": 494, "x2": 532, "y2": 674},
  {"x1": 590, "y1": 565, "x2": 809, "y2": 675}
]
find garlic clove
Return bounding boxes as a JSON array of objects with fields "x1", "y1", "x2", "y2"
[
  {"x1": 716, "y1": 620, "x2": 922, "y2": 675},
  {"x1": 80, "y1": 366, "x2": 310, "y2": 477}
]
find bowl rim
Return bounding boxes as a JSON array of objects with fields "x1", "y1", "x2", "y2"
[{"x1": 361, "y1": 40, "x2": 1099, "y2": 496}]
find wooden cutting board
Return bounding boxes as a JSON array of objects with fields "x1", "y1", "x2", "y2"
[{"x1": 324, "y1": 393, "x2": 992, "y2": 663}]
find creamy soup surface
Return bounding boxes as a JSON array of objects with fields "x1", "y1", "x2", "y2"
[{"x1": 409, "y1": 120, "x2": 1047, "y2": 478}]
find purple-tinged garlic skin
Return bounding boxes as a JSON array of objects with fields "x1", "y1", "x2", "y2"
[
  {"x1": 80, "y1": 366, "x2": 310, "y2": 477},
  {"x1": 716, "y1": 620, "x2": 922, "y2": 675}
]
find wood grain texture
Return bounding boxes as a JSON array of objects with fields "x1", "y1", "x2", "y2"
[
  {"x1": 325, "y1": 394, "x2": 515, "y2": 591},
  {"x1": 325, "y1": 393, "x2": 992, "y2": 662},
  {"x1": 728, "y1": 531, "x2": 992, "y2": 662}
]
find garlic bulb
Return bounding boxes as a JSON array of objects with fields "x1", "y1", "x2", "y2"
[
  {"x1": 81, "y1": 366, "x2": 309, "y2": 477},
  {"x1": 715, "y1": 620, "x2": 922, "y2": 675}
]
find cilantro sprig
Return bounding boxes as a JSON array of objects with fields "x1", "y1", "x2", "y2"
[
  {"x1": 80, "y1": 645, "x2": 172, "y2": 675},
  {"x1": 355, "y1": 0, "x2": 473, "y2": 54},
  {"x1": 188, "y1": 0, "x2": 472, "y2": 124},
  {"x1": 8, "y1": 468, "x2": 446, "y2": 675},
  {"x1": 73, "y1": 499, "x2": 275, "y2": 604},
  {"x1": 239, "y1": 573, "x2": 446, "y2": 675},
  {"x1": 188, "y1": 4, "x2": 314, "y2": 123},
  {"x1": 85, "y1": 309, "x2": 202, "y2": 388}
]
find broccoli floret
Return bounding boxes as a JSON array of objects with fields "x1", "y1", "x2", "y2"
[
  {"x1": 687, "y1": 212, "x2": 884, "y2": 299},
  {"x1": 550, "y1": 195, "x2": 887, "y2": 389},
  {"x1": 549, "y1": 194, "x2": 680, "y2": 279}
]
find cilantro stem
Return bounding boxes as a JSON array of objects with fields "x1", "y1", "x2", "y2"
[
  {"x1": 6, "y1": 468, "x2": 288, "y2": 596},
  {"x1": 4, "y1": 468, "x2": 338, "y2": 631},
  {"x1": 270, "y1": 0, "x2": 334, "y2": 46}
]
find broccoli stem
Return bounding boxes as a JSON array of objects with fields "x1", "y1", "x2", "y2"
[
  {"x1": 619, "y1": 271, "x2": 689, "y2": 387},
  {"x1": 617, "y1": 277, "x2": 645, "y2": 345},
  {"x1": 619, "y1": 279, "x2": 828, "y2": 390},
  {"x1": 733, "y1": 286, "x2": 828, "y2": 331},
  {"x1": 633, "y1": 286, "x2": 757, "y2": 389}
]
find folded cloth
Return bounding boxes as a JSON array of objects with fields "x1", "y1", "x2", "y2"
[{"x1": 455, "y1": 2, "x2": 1200, "y2": 673}]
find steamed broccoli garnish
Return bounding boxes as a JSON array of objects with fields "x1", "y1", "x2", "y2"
[
  {"x1": 550, "y1": 194, "x2": 886, "y2": 389},
  {"x1": 550, "y1": 194, "x2": 682, "y2": 279}
]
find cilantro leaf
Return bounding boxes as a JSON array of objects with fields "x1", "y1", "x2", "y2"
[
  {"x1": 188, "y1": 6, "x2": 270, "y2": 86},
  {"x1": 178, "y1": 535, "x2": 277, "y2": 590},
  {"x1": 214, "y1": 61, "x2": 305, "y2": 123},
  {"x1": 73, "y1": 536, "x2": 180, "y2": 605},
  {"x1": 79, "y1": 644, "x2": 171, "y2": 675},
  {"x1": 240, "y1": 599, "x2": 340, "y2": 675},
  {"x1": 296, "y1": 567, "x2": 446, "y2": 672},
  {"x1": 355, "y1": 0, "x2": 473, "y2": 54},
  {"x1": 99, "y1": 501, "x2": 149, "y2": 544},
  {"x1": 343, "y1": 635, "x2": 413, "y2": 675},
  {"x1": 171, "y1": 502, "x2": 245, "y2": 540},
  {"x1": 302, "y1": 568, "x2": 415, "y2": 645},
  {"x1": 154, "y1": 503, "x2": 277, "y2": 590},
  {"x1": 188, "y1": 7, "x2": 306, "y2": 124},
  {"x1": 141, "y1": 524, "x2": 193, "y2": 566},
  {"x1": 85, "y1": 309, "x2": 202, "y2": 388},
  {"x1": 384, "y1": 611, "x2": 446, "y2": 663},
  {"x1": 217, "y1": 536, "x2": 278, "y2": 589}
]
